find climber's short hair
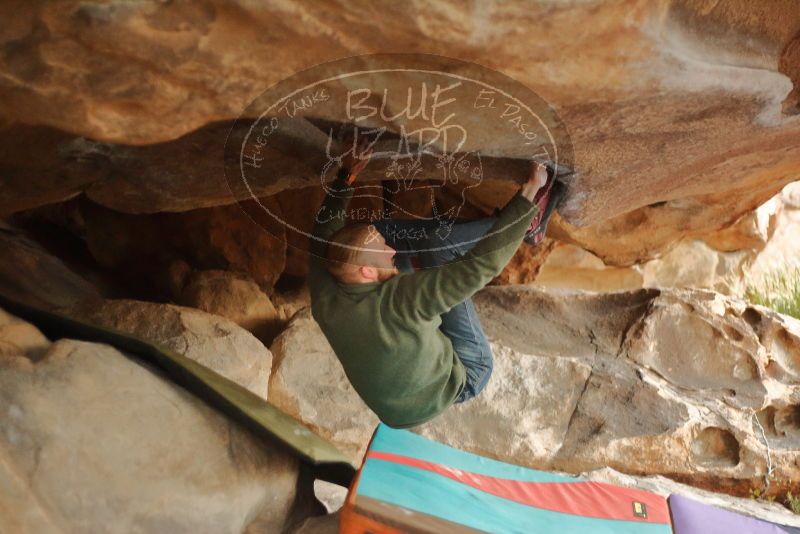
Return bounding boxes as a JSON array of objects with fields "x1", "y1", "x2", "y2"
[{"x1": 325, "y1": 223, "x2": 375, "y2": 279}]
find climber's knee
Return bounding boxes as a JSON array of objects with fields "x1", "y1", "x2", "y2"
[{"x1": 454, "y1": 344, "x2": 493, "y2": 404}]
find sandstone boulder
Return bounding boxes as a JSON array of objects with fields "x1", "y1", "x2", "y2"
[
  {"x1": 81, "y1": 198, "x2": 287, "y2": 291},
  {"x1": 468, "y1": 287, "x2": 800, "y2": 496},
  {"x1": 0, "y1": 308, "x2": 300, "y2": 534},
  {"x1": 269, "y1": 308, "x2": 379, "y2": 461},
  {"x1": 0, "y1": 307, "x2": 49, "y2": 361},
  {"x1": 749, "y1": 181, "x2": 800, "y2": 279},
  {"x1": 0, "y1": 123, "x2": 103, "y2": 217},
  {"x1": 492, "y1": 238, "x2": 557, "y2": 286},
  {"x1": 271, "y1": 284, "x2": 312, "y2": 325},
  {"x1": 272, "y1": 187, "x2": 326, "y2": 278},
  {"x1": 702, "y1": 196, "x2": 780, "y2": 253},
  {"x1": 65, "y1": 298, "x2": 272, "y2": 399},
  {"x1": 534, "y1": 239, "x2": 756, "y2": 295},
  {"x1": 177, "y1": 269, "x2": 282, "y2": 344},
  {"x1": 639, "y1": 240, "x2": 753, "y2": 294},
  {"x1": 534, "y1": 186, "x2": 800, "y2": 294},
  {"x1": 1, "y1": 2, "x2": 799, "y2": 268},
  {"x1": 783, "y1": 181, "x2": 800, "y2": 209},
  {"x1": 0, "y1": 223, "x2": 101, "y2": 309},
  {"x1": 531, "y1": 241, "x2": 645, "y2": 292}
]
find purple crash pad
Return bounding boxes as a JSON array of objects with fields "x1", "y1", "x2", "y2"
[{"x1": 669, "y1": 494, "x2": 795, "y2": 534}]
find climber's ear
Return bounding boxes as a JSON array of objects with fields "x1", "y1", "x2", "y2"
[{"x1": 359, "y1": 265, "x2": 378, "y2": 282}]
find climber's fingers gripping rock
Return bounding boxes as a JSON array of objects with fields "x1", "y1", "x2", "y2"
[{"x1": 521, "y1": 161, "x2": 548, "y2": 202}]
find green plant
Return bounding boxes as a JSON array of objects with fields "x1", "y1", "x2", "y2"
[
  {"x1": 748, "y1": 487, "x2": 775, "y2": 503},
  {"x1": 749, "y1": 482, "x2": 800, "y2": 515},
  {"x1": 786, "y1": 491, "x2": 800, "y2": 515},
  {"x1": 745, "y1": 267, "x2": 800, "y2": 320}
]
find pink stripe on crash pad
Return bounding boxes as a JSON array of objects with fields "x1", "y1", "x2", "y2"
[{"x1": 366, "y1": 451, "x2": 671, "y2": 525}]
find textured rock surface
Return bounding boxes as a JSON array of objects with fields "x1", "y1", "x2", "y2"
[
  {"x1": 639, "y1": 240, "x2": 753, "y2": 294},
  {"x1": 0, "y1": 308, "x2": 299, "y2": 534},
  {"x1": 272, "y1": 187, "x2": 327, "y2": 278},
  {"x1": 269, "y1": 287, "x2": 800, "y2": 496},
  {"x1": 531, "y1": 241, "x2": 646, "y2": 292},
  {"x1": 749, "y1": 182, "x2": 800, "y2": 278},
  {"x1": 0, "y1": 308, "x2": 49, "y2": 361},
  {"x1": 1, "y1": 1, "x2": 799, "y2": 266},
  {"x1": 0, "y1": 123, "x2": 101, "y2": 216},
  {"x1": 535, "y1": 239, "x2": 755, "y2": 294},
  {"x1": 0, "y1": 1, "x2": 797, "y2": 145},
  {"x1": 425, "y1": 341, "x2": 594, "y2": 462},
  {"x1": 492, "y1": 237, "x2": 557, "y2": 286},
  {"x1": 271, "y1": 285, "x2": 312, "y2": 326},
  {"x1": 0, "y1": 223, "x2": 101, "y2": 309},
  {"x1": 534, "y1": 184, "x2": 799, "y2": 294},
  {"x1": 177, "y1": 269, "x2": 282, "y2": 344},
  {"x1": 81, "y1": 198, "x2": 287, "y2": 290},
  {"x1": 65, "y1": 298, "x2": 272, "y2": 399},
  {"x1": 5, "y1": 0, "x2": 800, "y2": 524},
  {"x1": 269, "y1": 308, "x2": 379, "y2": 461}
]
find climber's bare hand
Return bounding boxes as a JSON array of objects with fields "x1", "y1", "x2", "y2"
[
  {"x1": 521, "y1": 162, "x2": 548, "y2": 202},
  {"x1": 530, "y1": 161, "x2": 548, "y2": 189}
]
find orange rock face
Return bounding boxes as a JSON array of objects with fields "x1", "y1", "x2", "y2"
[
  {"x1": 81, "y1": 198, "x2": 287, "y2": 290},
  {"x1": 0, "y1": 0, "x2": 798, "y2": 269}
]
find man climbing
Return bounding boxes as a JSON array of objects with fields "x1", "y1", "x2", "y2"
[{"x1": 309, "y1": 134, "x2": 564, "y2": 428}]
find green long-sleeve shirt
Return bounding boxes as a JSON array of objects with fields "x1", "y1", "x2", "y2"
[{"x1": 309, "y1": 177, "x2": 539, "y2": 428}]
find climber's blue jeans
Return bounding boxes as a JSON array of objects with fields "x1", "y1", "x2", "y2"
[{"x1": 372, "y1": 217, "x2": 497, "y2": 404}]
